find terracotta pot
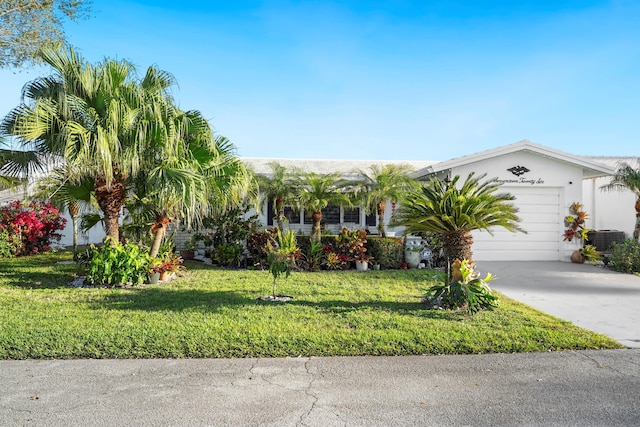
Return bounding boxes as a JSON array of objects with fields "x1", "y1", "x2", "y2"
[
  {"x1": 159, "y1": 271, "x2": 171, "y2": 281},
  {"x1": 570, "y1": 250, "x2": 585, "y2": 264}
]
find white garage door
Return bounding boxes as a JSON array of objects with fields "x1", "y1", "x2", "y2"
[{"x1": 471, "y1": 187, "x2": 561, "y2": 261}]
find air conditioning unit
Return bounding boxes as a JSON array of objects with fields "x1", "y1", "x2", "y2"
[{"x1": 586, "y1": 230, "x2": 626, "y2": 252}]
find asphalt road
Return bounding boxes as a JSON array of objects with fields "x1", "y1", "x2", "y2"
[{"x1": 2, "y1": 350, "x2": 639, "y2": 426}]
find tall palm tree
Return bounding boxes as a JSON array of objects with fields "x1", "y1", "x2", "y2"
[
  {"x1": 392, "y1": 173, "x2": 524, "y2": 262},
  {"x1": 357, "y1": 164, "x2": 418, "y2": 237},
  {"x1": 1, "y1": 45, "x2": 220, "y2": 246},
  {"x1": 294, "y1": 171, "x2": 352, "y2": 242},
  {"x1": 2, "y1": 47, "x2": 139, "y2": 242},
  {"x1": 601, "y1": 160, "x2": 640, "y2": 240},
  {"x1": 31, "y1": 166, "x2": 95, "y2": 258},
  {"x1": 256, "y1": 162, "x2": 296, "y2": 231}
]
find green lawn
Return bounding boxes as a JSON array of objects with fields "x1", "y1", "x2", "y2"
[{"x1": 0, "y1": 251, "x2": 622, "y2": 359}]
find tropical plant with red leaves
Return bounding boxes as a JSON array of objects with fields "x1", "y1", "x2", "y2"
[{"x1": 0, "y1": 200, "x2": 66, "y2": 256}]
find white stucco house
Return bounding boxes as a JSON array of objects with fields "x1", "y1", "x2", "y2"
[
  {"x1": 411, "y1": 140, "x2": 634, "y2": 261},
  {"x1": 3, "y1": 139, "x2": 636, "y2": 262},
  {"x1": 245, "y1": 140, "x2": 636, "y2": 262}
]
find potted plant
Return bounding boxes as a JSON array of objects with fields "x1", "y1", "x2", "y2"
[
  {"x1": 564, "y1": 202, "x2": 593, "y2": 263},
  {"x1": 580, "y1": 244, "x2": 603, "y2": 264},
  {"x1": 181, "y1": 235, "x2": 200, "y2": 261},
  {"x1": 156, "y1": 252, "x2": 185, "y2": 281},
  {"x1": 404, "y1": 243, "x2": 422, "y2": 269},
  {"x1": 335, "y1": 228, "x2": 368, "y2": 270},
  {"x1": 354, "y1": 251, "x2": 370, "y2": 271},
  {"x1": 147, "y1": 257, "x2": 163, "y2": 284}
]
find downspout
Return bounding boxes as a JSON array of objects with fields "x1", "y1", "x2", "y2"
[{"x1": 591, "y1": 177, "x2": 597, "y2": 231}]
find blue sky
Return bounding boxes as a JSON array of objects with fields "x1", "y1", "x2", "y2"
[{"x1": 1, "y1": 0, "x2": 638, "y2": 160}]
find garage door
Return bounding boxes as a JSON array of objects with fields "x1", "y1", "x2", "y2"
[{"x1": 471, "y1": 187, "x2": 561, "y2": 261}]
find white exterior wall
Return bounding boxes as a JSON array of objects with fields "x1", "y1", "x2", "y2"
[
  {"x1": 583, "y1": 177, "x2": 635, "y2": 239},
  {"x1": 448, "y1": 151, "x2": 585, "y2": 261}
]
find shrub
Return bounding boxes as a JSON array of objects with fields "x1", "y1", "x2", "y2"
[
  {"x1": 0, "y1": 200, "x2": 66, "y2": 256},
  {"x1": 335, "y1": 228, "x2": 368, "y2": 262},
  {"x1": 305, "y1": 240, "x2": 324, "y2": 271},
  {"x1": 607, "y1": 239, "x2": 640, "y2": 274},
  {"x1": 365, "y1": 237, "x2": 404, "y2": 269},
  {"x1": 247, "y1": 228, "x2": 278, "y2": 268},
  {"x1": 296, "y1": 235, "x2": 335, "y2": 259},
  {"x1": 0, "y1": 228, "x2": 22, "y2": 258},
  {"x1": 85, "y1": 240, "x2": 151, "y2": 286},
  {"x1": 196, "y1": 203, "x2": 261, "y2": 250},
  {"x1": 214, "y1": 242, "x2": 245, "y2": 267},
  {"x1": 424, "y1": 260, "x2": 498, "y2": 313}
]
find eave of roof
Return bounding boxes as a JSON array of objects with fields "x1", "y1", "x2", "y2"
[{"x1": 411, "y1": 139, "x2": 617, "y2": 180}]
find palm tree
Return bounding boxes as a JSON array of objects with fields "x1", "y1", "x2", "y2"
[
  {"x1": 601, "y1": 160, "x2": 640, "y2": 240},
  {"x1": 357, "y1": 164, "x2": 418, "y2": 237},
  {"x1": 1, "y1": 45, "x2": 177, "y2": 243},
  {"x1": 0, "y1": 135, "x2": 44, "y2": 190},
  {"x1": 392, "y1": 173, "x2": 524, "y2": 262},
  {"x1": 256, "y1": 162, "x2": 296, "y2": 231},
  {"x1": 294, "y1": 171, "x2": 352, "y2": 242},
  {"x1": 31, "y1": 166, "x2": 95, "y2": 258},
  {"x1": 142, "y1": 133, "x2": 254, "y2": 258}
]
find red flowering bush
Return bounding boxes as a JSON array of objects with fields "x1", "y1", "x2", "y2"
[{"x1": 0, "y1": 200, "x2": 67, "y2": 256}]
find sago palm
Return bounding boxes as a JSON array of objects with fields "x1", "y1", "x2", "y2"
[
  {"x1": 294, "y1": 171, "x2": 352, "y2": 242},
  {"x1": 601, "y1": 160, "x2": 640, "y2": 240},
  {"x1": 357, "y1": 164, "x2": 418, "y2": 237},
  {"x1": 256, "y1": 162, "x2": 296, "y2": 231},
  {"x1": 392, "y1": 172, "x2": 524, "y2": 262}
]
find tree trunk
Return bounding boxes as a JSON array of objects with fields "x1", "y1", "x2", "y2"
[
  {"x1": 634, "y1": 198, "x2": 640, "y2": 240},
  {"x1": 150, "y1": 214, "x2": 170, "y2": 258},
  {"x1": 275, "y1": 196, "x2": 285, "y2": 231},
  {"x1": 311, "y1": 210, "x2": 323, "y2": 243},
  {"x1": 94, "y1": 177, "x2": 127, "y2": 245},
  {"x1": 377, "y1": 200, "x2": 386, "y2": 237},
  {"x1": 442, "y1": 230, "x2": 474, "y2": 263},
  {"x1": 273, "y1": 277, "x2": 277, "y2": 299},
  {"x1": 69, "y1": 200, "x2": 79, "y2": 259}
]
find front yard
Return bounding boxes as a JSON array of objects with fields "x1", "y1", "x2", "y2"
[{"x1": 0, "y1": 251, "x2": 622, "y2": 359}]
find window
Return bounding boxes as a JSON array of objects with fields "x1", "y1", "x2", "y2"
[
  {"x1": 284, "y1": 206, "x2": 300, "y2": 224},
  {"x1": 267, "y1": 200, "x2": 301, "y2": 225},
  {"x1": 304, "y1": 205, "x2": 341, "y2": 224},
  {"x1": 366, "y1": 212, "x2": 377, "y2": 226},
  {"x1": 343, "y1": 207, "x2": 360, "y2": 223}
]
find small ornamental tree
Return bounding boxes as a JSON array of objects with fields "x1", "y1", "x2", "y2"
[{"x1": 0, "y1": 200, "x2": 66, "y2": 255}]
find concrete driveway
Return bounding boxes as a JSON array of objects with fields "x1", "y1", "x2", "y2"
[{"x1": 477, "y1": 261, "x2": 640, "y2": 348}]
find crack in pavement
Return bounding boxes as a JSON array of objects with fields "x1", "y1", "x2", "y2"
[
  {"x1": 296, "y1": 359, "x2": 320, "y2": 427},
  {"x1": 577, "y1": 351, "x2": 640, "y2": 379}
]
